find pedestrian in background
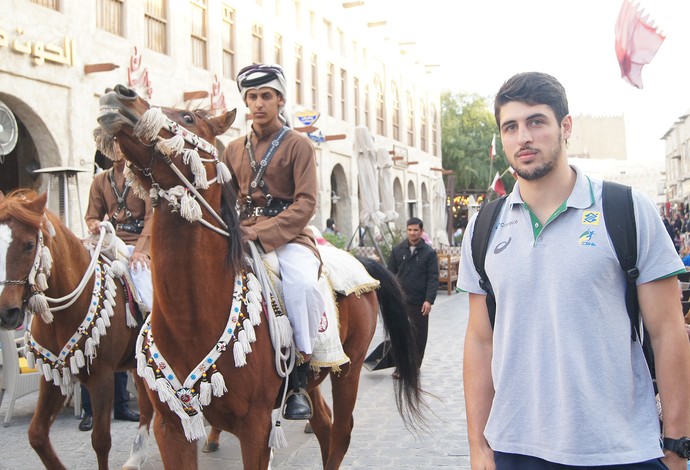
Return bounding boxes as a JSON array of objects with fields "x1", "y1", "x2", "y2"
[
  {"x1": 459, "y1": 72, "x2": 690, "y2": 469},
  {"x1": 388, "y1": 217, "x2": 438, "y2": 375}
]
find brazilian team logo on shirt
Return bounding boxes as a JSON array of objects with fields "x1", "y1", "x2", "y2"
[{"x1": 582, "y1": 211, "x2": 601, "y2": 225}]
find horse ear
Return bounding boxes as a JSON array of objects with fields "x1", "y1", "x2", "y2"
[
  {"x1": 27, "y1": 192, "x2": 48, "y2": 214},
  {"x1": 210, "y1": 108, "x2": 237, "y2": 137}
]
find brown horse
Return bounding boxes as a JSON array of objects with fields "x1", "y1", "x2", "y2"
[
  {"x1": 96, "y1": 84, "x2": 424, "y2": 469},
  {"x1": 0, "y1": 190, "x2": 154, "y2": 470}
]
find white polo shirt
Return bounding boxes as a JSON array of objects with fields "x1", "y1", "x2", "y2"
[{"x1": 459, "y1": 166, "x2": 685, "y2": 465}]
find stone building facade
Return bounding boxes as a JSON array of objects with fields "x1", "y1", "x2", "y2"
[{"x1": 1, "y1": 0, "x2": 443, "y2": 243}]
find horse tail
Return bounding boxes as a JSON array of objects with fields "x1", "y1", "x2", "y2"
[
  {"x1": 355, "y1": 256, "x2": 428, "y2": 431},
  {"x1": 220, "y1": 182, "x2": 245, "y2": 275}
]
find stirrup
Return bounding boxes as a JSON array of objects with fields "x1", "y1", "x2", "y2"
[{"x1": 282, "y1": 388, "x2": 313, "y2": 420}]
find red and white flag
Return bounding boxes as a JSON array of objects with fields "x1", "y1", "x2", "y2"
[
  {"x1": 489, "y1": 133, "x2": 496, "y2": 161},
  {"x1": 614, "y1": 0, "x2": 665, "y2": 89},
  {"x1": 490, "y1": 171, "x2": 506, "y2": 196}
]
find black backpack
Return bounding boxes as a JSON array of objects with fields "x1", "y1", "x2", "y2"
[{"x1": 471, "y1": 181, "x2": 656, "y2": 388}]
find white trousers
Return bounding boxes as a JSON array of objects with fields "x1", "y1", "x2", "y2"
[
  {"x1": 127, "y1": 246, "x2": 153, "y2": 312},
  {"x1": 275, "y1": 243, "x2": 323, "y2": 355}
]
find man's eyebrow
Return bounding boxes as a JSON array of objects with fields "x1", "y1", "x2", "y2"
[{"x1": 500, "y1": 112, "x2": 550, "y2": 128}]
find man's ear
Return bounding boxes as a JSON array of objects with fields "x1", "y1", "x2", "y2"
[{"x1": 561, "y1": 114, "x2": 573, "y2": 140}]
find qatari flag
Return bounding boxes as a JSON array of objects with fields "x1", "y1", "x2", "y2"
[{"x1": 615, "y1": 0, "x2": 665, "y2": 89}]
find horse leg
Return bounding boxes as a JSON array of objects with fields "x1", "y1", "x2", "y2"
[
  {"x1": 28, "y1": 380, "x2": 69, "y2": 470},
  {"x1": 234, "y1": 409, "x2": 273, "y2": 470},
  {"x1": 202, "y1": 427, "x2": 223, "y2": 453},
  {"x1": 88, "y1": 373, "x2": 116, "y2": 470},
  {"x1": 324, "y1": 369, "x2": 363, "y2": 470},
  {"x1": 122, "y1": 372, "x2": 154, "y2": 470},
  {"x1": 308, "y1": 384, "x2": 333, "y2": 466},
  {"x1": 152, "y1": 407, "x2": 198, "y2": 470}
]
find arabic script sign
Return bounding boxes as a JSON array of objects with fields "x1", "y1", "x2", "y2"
[{"x1": 1, "y1": 27, "x2": 75, "y2": 66}]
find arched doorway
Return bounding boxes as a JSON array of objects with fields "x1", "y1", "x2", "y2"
[
  {"x1": 421, "y1": 182, "x2": 431, "y2": 231},
  {"x1": 407, "y1": 180, "x2": 417, "y2": 220},
  {"x1": 329, "y1": 163, "x2": 351, "y2": 240},
  {"x1": 393, "y1": 177, "x2": 404, "y2": 229}
]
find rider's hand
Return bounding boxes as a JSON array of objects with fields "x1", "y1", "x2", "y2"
[
  {"x1": 241, "y1": 226, "x2": 258, "y2": 241},
  {"x1": 87, "y1": 220, "x2": 101, "y2": 235},
  {"x1": 130, "y1": 251, "x2": 151, "y2": 271}
]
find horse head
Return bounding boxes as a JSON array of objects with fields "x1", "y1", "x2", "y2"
[
  {"x1": 97, "y1": 85, "x2": 236, "y2": 196},
  {"x1": 0, "y1": 191, "x2": 50, "y2": 330}
]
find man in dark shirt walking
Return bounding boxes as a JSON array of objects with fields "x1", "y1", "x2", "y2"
[{"x1": 388, "y1": 217, "x2": 439, "y2": 372}]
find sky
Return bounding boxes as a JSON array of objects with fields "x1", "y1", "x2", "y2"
[{"x1": 359, "y1": 0, "x2": 690, "y2": 166}]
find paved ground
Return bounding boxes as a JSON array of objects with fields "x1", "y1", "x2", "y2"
[{"x1": 0, "y1": 290, "x2": 470, "y2": 469}]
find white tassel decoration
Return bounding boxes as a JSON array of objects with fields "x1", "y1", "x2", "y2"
[
  {"x1": 237, "y1": 330, "x2": 252, "y2": 354},
  {"x1": 143, "y1": 367, "x2": 157, "y2": 390},
  {"x1": 126, "y1": 307, "x2": 138, "y2": 328},
  {"x1": 36, "y1": 271, "x2": 49, "y2": 291},
  {"x1": 85, "y1": 338, "x2": 96, "y2": 359},
  {"x1": 105, "y1": 276, "x2": 117, "y2": 294},
  {"x1": 44, "y1": 219, "x2": 56, "y2": 237},
  {"x1": 233, "y1": 341, "x2": 247, "y2": 368},
  {"x1": 110, "y1": 259, "x2": 127, "y2": 278},
  {"x1": 199, "y1": 381, "x2": 212, "y2": 406},
  {"x1": 180, "y1": 192, "x2": 202, "y2": 222},
  {"x1": 95, "y1": 317, "x2": 106, "y2": 336},
  {"x1": 243, "y1": 319, "x2": 256, "y2": 343},
  {"x1": 26, "y1": 351, "x2": 36, "y2": 369},
  {"x1": 189, "y1": 151, "x2": 209, "y2": 189},
  {"x1": 42, "y1": 363, "x2": 53, "y2": 381},
  {"x1": 105, "y1": 289, "x2": 116, "y2": 307},
  {"x1": 62, "y1": 367, "x2": 71, "y2": 385},
  {"x1": 156, "y1": 134, "x2": 185, "y2": 156},
  {"x1": 246, "y1": 273, "x2": 261, "y2": 293},
  {"x1": 134, "y1": 107, "x2": 166, "y2": 142},
  {"x1": 182, "y1": 413, "x2": 207, "y2": 442},
  {"x1": 74, "y1": 349, "x2": 86, "y2": 368},
  {"x1": 103, "y1": 299, "x2": 114, "y2": 317},
  {"x1": 216, "y1": 161, "x2": 232, "y2": 184},
  {"x1": 155, "y1": 378, "x2": 176, "y2": 403},
  {"x1": 100, "y1": 311, "x2": 111, "y2": 328},
  {"x1": 268, "y1": 419, "x2": 288, "y2": 449},
  {"x1": 247, "y1": 303, "x2": 261, "y2": 326},
  {"x1": 51, "y1": 367, "x2": 61, "y2": 384},
  {"x1": 136, "y1": 352, "x2": 147, "y2": 378},
  {"x1": 29, "y1": 294, "x2": 52, "y2": 323},
  {"x1": 91, "y1": 327, "x2": 100, "y2": 345},
  {"x1": 70, "y1": 356, "x2": 79, "y2": 375},
  {"x1": 40, "y1": 246, "x2": 53, "y2": 275},
  {"x1": 211, "y1": 371, "x2": 228, "y2": 397}
]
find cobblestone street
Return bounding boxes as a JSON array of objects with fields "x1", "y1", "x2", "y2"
[{"x1": 0, "y1": 290, "x2": 470, "y2": 469}]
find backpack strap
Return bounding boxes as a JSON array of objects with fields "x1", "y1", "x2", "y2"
[
  {"x1": 471, "y1": 195, "x2": 508, "y2": 328},
  {"x1": 602, "y1": 181, "x2": 640, "y2": 341}
]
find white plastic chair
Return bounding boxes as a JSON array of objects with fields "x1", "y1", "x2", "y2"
[{"x1": 0, "y1": 330, "x2": 41, "y2": 426}]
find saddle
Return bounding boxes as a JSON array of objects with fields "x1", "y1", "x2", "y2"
[{"x1": 259, "y1": 244, "x2": 380, "y2": 371}]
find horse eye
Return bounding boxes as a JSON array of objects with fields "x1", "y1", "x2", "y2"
[
  {"x1": 180, "y1": 112, "x2": 195, "y2": 124},
  {"x1": 23, "y1": 241, "x2": 36, "y2": 253}
]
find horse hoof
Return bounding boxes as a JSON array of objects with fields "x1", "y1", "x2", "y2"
[
  {"x1": 304, "y1": 422, "x2": 314, "y2": 434},
  {"x1": 202, "y1": 441, "x2": 220, "y2": 453}
]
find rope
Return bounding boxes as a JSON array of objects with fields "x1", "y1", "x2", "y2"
[{"x1": 42, "y1": 222, "x2": 112, "y2": 311}]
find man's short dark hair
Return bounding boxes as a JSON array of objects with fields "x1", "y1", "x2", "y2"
[
  {"x1": 494, "y1": 72, "x2": 569, "y2": 127},
  {"x1": 407, "y1": 217, "x2": 423, "y2": 229},
  {"x1": 326, "y1": 218, "x2": 335, "y2": 228}
]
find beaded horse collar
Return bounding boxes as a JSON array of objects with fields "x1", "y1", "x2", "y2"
[{"x1": 135, "y1": 271, "x2": 269, "y2": 441}]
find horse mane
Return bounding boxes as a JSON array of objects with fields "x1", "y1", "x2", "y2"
[
  {"x1": 0, "y1": 189, "x2": 52, "y2": 239},
  {"x1": 220, "y1": 182, "x2": 246, "y2": 274}
]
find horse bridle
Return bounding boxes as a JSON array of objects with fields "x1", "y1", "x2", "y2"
[{"x1": 123, "y1": 106, "x2": 232, "y2": 237}]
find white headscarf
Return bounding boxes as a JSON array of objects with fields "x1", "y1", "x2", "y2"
[{"x1": 236, "y1": 64, "x2": 290, "y2": 126}]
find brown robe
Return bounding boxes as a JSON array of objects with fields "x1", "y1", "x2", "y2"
[
  {"x1": 84, "y1": 168, "x2": 152, "y2": 256},
  {"x1": 222, "y1": 121, "x2": 319, "y2": 257}
]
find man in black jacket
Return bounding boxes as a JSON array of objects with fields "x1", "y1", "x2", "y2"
[{"x1": 388, "y1": 217, "x2": 439, "y2": 372}]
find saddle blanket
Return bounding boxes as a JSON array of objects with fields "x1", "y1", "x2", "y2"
[{"x1": 262, "y1": 244, "x2": 380, "y2": 371}]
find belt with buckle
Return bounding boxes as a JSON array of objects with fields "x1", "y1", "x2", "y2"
[{"x1": 242, "y1": 200, "x2": 292, "y2": 218}]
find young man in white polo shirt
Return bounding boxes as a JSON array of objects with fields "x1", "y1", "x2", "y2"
[{"x1": 459, "y1": 72, "x2": 690, "y2": 470}]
